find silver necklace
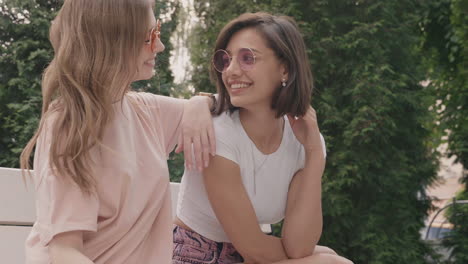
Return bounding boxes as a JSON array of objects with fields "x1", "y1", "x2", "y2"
[
  {"x1": 250, "y1": 118, "x2": 285, "y2": 195},
  {"x1": 251, "y1": 142, "x2": 269, "y2": 195}
]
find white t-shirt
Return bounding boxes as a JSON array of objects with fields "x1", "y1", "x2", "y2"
[{"x1": 177, "y1": 110, "x2": 326, "y2": 242}]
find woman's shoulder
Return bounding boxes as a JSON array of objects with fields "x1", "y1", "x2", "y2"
[
  {"x1": 125, "y1": 91, "x2": 158, "y2": 106},
  {"x1": 213, "y1": 110, "x2": 238, "y2": 129}
]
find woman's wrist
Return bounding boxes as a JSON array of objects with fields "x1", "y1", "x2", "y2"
[
  {"x1": 197, "y1": 92, "x2": 216, "y2": 113},
  {"x1": 304, "y1": 149, "x2": 326, "y2": 167}
]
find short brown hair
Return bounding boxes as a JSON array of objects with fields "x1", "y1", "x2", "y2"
[{"x1": 211, "y1": 12, "x2": 313, "y2": 118}]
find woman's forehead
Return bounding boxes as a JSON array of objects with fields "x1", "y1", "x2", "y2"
[{"x1": 226, "y1": 28, "x2": 267, "y2": 52}]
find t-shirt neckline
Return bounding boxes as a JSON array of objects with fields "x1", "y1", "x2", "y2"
[{"x1": 233, "y1": 111, "x2": 289, "y2": 158}]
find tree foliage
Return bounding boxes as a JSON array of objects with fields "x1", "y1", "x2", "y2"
[
  {"x1": 0, "y1": 0, "x2": 183, "y2": 178},
  {"x1": 442, "y1": 192, "x2": 468, "y2": 264},
  {"x1": 189, "y1": 1, "x2": 439, "y2": 263},
  {"x1": 2, "y1": 0, "x2": 460, "y2": 262},
  {"x1": 422, "y1": 0, "x2": 468, "y2": 263},
  {"x1": 423, "y1": 0, "x2": 467, "y2": 172},
  {"x1": 0, "y1": 0, "x2": 58, "y2": 167}
]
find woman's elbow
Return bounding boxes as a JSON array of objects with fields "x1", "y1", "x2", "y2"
[
  {"x1": 282, "y1": 236, "x2": 320, "y2": 259},
  {"x1": 240, "y1": 248, "x2": 272, "y2": 264},
  {"x1": 284, "y1": 245, "x2": 315, "y2": 259}
]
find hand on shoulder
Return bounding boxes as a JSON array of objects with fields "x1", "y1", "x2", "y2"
[{"x1": 287, "y1": 106, "x2": 323, "y2": 154}]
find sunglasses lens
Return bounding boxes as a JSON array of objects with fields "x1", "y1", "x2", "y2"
[
  {"x1": 213, "y1": 50, "x2": 230, "y2": 72},
  {"x1": 238, "y1": 48, "x2": 255, "y2": 70},
  {"x1": 147, "y1": 20, "x2": 161, "y2": 53}
]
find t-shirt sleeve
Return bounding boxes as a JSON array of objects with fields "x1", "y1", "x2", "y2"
[
  {"x1": 213, "y1": 116, "x2": 239, "y2": 164},
  {"x1": 155, "y1": 95, "x2": 185, "y2": 156},
  {"x1": 320, "y1": 133, "x2": 327, "y2": 158},
  {"x1": 134, "y1": 92, "x2": 185, "y2": 157},
  {"x1": 32, "y1": 123, "x2": 99, "y2": 246}
]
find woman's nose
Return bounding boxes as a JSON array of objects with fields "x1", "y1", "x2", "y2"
[
  {"x1": 155, "y1": 37, "x2": 165, "y2": 53},
  {"x1": 224, "y1": 56, "x2": 241, "y2": 75}
]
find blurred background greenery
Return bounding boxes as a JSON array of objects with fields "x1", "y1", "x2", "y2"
[{"x1": 1, "y1": 0, "x2": 467, "y2": 263}]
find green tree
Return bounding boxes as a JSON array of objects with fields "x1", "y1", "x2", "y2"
[
  {"x1": 189, "y1": 0, "x2": 298, "y2": 94},
  {"x1": 190, "y1": 1, "x2": 439, "y2": 263},
  {"x1": 422, "y1": 0, "x2": 468, "y2": 263},
  {"x1": 442, "y1": 192, "x2": 468, "y2": 264},
  {"x1": 0, "y1": 0, "x2": 58, "y2": 167},
  {"x1": 0, "y1": 0, "x2": 183, "y2": 181}
]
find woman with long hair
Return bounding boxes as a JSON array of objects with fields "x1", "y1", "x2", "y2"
[
  {"x1": 174, "y1": 13, "x2": 353, "y2": 264},
  {"x1": 20, "y1": 0, "x2": 215, "y2": 263}
]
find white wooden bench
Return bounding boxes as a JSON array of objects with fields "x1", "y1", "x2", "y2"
[{"x1": 0, "y1": 167, "x2": 271, "y2": 263}]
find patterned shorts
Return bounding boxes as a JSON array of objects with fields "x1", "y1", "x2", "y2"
[{"x1": 172, "y1": 225, "x2": 244, "y2": 264}]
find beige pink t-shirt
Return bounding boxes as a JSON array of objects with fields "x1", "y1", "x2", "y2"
[{"x1": 25, "y1": 92, "x2": 185, "y2": 264}]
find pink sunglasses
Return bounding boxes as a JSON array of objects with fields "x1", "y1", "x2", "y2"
[
  {"x1": 144, "y1": 19, "x2": 161, "y2": 53},
  {"x1": 212, "y1": 48, "x2": 256, "y2": 73}
]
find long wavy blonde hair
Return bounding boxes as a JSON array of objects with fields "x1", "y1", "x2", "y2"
[{"x1": 20, "y1": 0, "x2": 154, "y2": 193}]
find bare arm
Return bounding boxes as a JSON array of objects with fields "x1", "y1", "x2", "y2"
[
  {"x1": 281, "y1": 151, "x2": 324, "y2": 258},
  {"x1": 174, "y1": 95, "x2": 216, "y2": 171},
  {"x1": 49, "y1": 231, "x2": 94, "y2": 264},
  {"x1": 282, "y1": 107, "x2": 326, "y2": 258},
  {"x1": 204, "y1": 155, "x2": 289, "y2": 263}
]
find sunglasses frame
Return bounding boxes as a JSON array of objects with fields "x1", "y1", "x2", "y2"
[
  {"x1": 145, "y1": 19, "x2": 161, "y2": 53},
  {"x1": 212, "y1": 47, "x2": 257, "y2": 73}
]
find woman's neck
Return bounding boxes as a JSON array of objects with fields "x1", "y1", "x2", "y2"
[{"x1": 239, "y1": 107, "x2": 284, "y2": 154}]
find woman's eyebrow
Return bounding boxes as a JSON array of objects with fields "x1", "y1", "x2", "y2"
[
  {"x1": 225, "y1": 48, "x2": 262, "y2": 54},
  {"x1": 250, "y1": 48, "x2": 262, "y2": 54}
]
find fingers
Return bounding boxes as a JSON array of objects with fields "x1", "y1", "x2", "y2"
[
  {"x1": 313, "y1": 245, "x2": 337, "y2": 255},
  {"x1": 191, "y1": 127, "x2": 215, "y2": 172},
  {"x1": 183, "y1": 133, "x2": 192, "y2": 171},
  {"x1": 200, "y1": 131, "x2": 210, "y2": 168},
  {"x1": 302, "y1": 106, "x2": 317, "y2": 124},
  {"x1": 179, "y1": 129, "x2": 214, "y2": 171},
  {"x1": 175, "y1": 133, "x2": 183, "y2": 153},
  {"x1": 207, "y1": 123, "x2": 216, "y2": 156},
  {"x1": 179, "y1": 124, "x2": 215, "y2": 172},
  {"x1": 177, "y1": 95, "x2": 217, "y2": 171},
  {"x1": 192, "y1": 135, "x2": 203, "y2": 172},
  {"x1": 309, "y1": 106, "x2": 317, "y2": 118}
]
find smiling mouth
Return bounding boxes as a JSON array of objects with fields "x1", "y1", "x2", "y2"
[
  {"x1": 230, "y1": 83, "x2": 251, "y2": 89},
  {"x1": 144, "y1": 59, "x2": 155, "y2": 67}
]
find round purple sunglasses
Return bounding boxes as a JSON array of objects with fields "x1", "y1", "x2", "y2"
[{"x1": 212, "y1": 48, "x2": 257, "y2": 73}]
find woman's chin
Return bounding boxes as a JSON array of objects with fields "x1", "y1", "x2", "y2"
[
  {"x1": 134, "y1": 71, "x2": 154, "y2": 82},
  {"x1": 230, "y1": 98, "x2": 245, "y2": 108}
]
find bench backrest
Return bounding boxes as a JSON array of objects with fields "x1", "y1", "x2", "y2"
[
  {"x1": 0, "y1": 167, "x2": 180, "y2": 263},
  {"x1": 0, "y1": 168, "x2": 36, "y2": 226},
  {"x1": 0, "y1": 167, "x2": 181, "y2": 225},
  {"x1": 0, "y1": 167, "x2": 270, "y2": 263}
]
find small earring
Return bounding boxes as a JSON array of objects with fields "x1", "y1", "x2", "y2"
[{"x1": 281, "y1": 78, "x2": 287, "y2": 87}]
